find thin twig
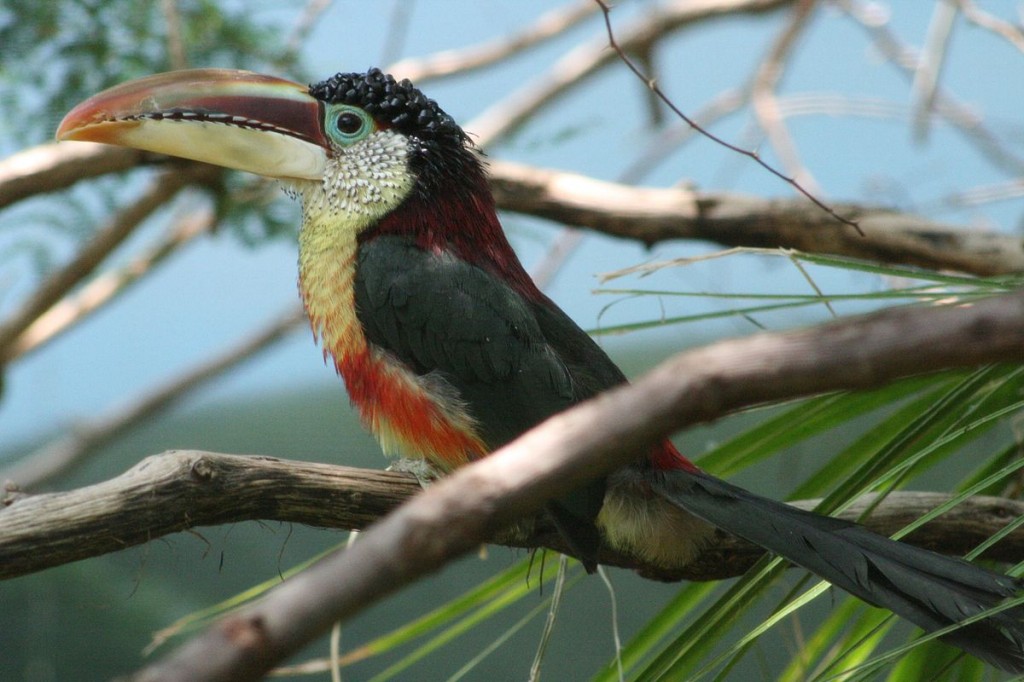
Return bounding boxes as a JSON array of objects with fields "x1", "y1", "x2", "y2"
[
  {"x1": 930, "y1": 177, "x2": 1024, "y2": 212},
  {"x1": 280, "y1": 0, "x2": 335, "y2": 68},
  {"x1": 161, "y1": 0, "x2": 188, "y2": 70},
  {"x1": 0, "y1": 166, "x2": 215, "y2": 359},
  {"x1": 388, "y1": 0, "x2": 599, "y2": 83},
  {"x1": 1, "y1": 306, "x2": 306, "y2": 490},
  {"x1": 838, "y1": 0, "x2": 1024, "y2": 174},
  {"x1": 594, "y1": 0, "x2": 863, "y2": 235},
  {"x1": 467, "y1": 0, "x2": 792, "y2": 148},
  {"x1": 750, "y1": 0, "x2": 819, "y2": 192},
  {"x1": 379, "y1": 0, "x2": 415, "y2": 67},
  {"x1": 958, "y1": 0, "x2": 1024, "y2": 54},
  {"x1": 529, "y1": 228, "x2": 586, "y2": 291},
  {"x1": 911, "y1": 0, "x2": 958, "y2": 142},
  {"x1": 619, "y1": 88, "x2": 749, "y2": 183},
  {"x1": 5, "y1": 206, "x2": 215, "y2": 362}
]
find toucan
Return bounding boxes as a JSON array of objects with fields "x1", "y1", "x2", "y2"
[{"x1": 58, "y1": 68, "x2": 1024, "y2": 671}]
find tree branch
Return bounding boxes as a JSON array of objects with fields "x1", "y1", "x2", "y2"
[
  {"x1": 839, "y1": 0, "x2": 1024, "y2": 175},
  {"x1": 0, "y1": 143, "x2": 144, "y2": 211},
  {"x1": 467, "y1": 0, "x2": 791, "y2": 147},
  {"x1": 4, "y1": 286, "x2": 1022, "y2": 678},
  {"x1": 0, "y1": 453, "x2": 419, "y2": 580},
  {"x1": 5, "y1": 206, "x2": 215, "y2": 363},
  {"x1": 3, "y1": 449, "x2": 1023, "y2": 584},
  {"x1": 119, "y1": 287, "x2": 1024, "y2": 681},
  {"x1": 4, "y1": 145, "x2": 1023, "y2": 277},
  {"x1": 958, "y1": 0, "x2": 1024, "y2": 54},
  {"x1": 750, "y1": 0, "x2": 819, "y2": 191},
  {"x1": 487, "y1": 159, "x2": 1024, "y2": 276},
  {"x1": 388, "y1": 0, "x2": 599, "y2": 84},
  {"x1": 1, "y1": 307, "x2": 306, "y2": 490},
  {"x1": 0, "y1": 165, "x2": 218, "y2": 358}
]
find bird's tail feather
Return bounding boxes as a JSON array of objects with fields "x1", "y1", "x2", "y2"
[{"x1": 651, "y1": 468, "x2": 1024, "y2": 672}]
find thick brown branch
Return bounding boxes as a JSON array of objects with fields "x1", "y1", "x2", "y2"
[
  {"x1": 4, "y1": 145, "x2": 1023, "y2": 277},
  {"x1": 70, "y1": 287, "x2": 1024, "y2": 680},
  {"x1": 0, "y1": 453, "x2": 420, "y2": 580},
  {"x1": 487, "y1": 160, "x2": 1024, "y2": 276},
  {"x1": 1, "y1": 451, "x2": 1022, "y2": 584}
]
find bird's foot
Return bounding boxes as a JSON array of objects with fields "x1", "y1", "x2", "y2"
[{"x1": 387, "y1": 457, "x2": 442, "y2": 489}]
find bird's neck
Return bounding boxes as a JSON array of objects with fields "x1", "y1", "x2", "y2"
[
  {"x1": 296, "y1": 186, "x2": 494, "y2": 466},
  {"x1": 297, "y1": 208, "x2": 367, "y2": 363},
  {"x1": 298, "y1": 168, "x2": 540, "y2": 354},
  {"x1": 361, "y1": 174, "x2": 543, "y2": 304}
]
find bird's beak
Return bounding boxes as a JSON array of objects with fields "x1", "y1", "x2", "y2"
[{"x1": 57, "y1": 69, "x2": 328, "y2": 180}]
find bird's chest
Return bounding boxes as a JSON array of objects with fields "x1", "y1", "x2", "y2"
[{"x1": 297, "y1": 232, "x2": 485, "y2": 469}]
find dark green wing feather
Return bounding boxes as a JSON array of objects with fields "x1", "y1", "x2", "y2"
[
  {"x1": 355, "y1": 235, "x2": 580, "y2": 447},
  {"x1": 354, "y1": 235, "x2": 622, "y2": 567}
]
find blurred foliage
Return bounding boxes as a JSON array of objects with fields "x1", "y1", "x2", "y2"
[
  {"x1": 0, "y1": 0, "x2": 295, "y2": 144},
  {"x1": 0, "y1": 0, "x2": 304, "y2": 264}
]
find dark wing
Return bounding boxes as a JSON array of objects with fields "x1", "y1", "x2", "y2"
[
  {"x1": 355, "y1": 235, "x2": 579, "y2": 447},
  {"x1": 354, "y1": 235, "x2": 624, "y2": 567}
]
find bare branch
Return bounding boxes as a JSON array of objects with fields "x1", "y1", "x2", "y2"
[
  {"x1": 750, "y1": 0, "x2": 819, "y2": 191},
  {"x1": 529, "y1": 228, "x2": 585, "y2": 291},
  {"x1": 467, "y1": 0, "x2": 792, "y2": 147},
  {"x1": 5, "y1": 207, "x2": 215, "y2": 362},
  {"x1": 958, "y1": 0, "x2": 1024, "y2": 53},
  {"x1": 839, "y1": 0, "x2": 1024, "y2": 174},
  {"x1": 3, "y1": 448, "x2": 1023, "y2": 584},
  {"x1": 0, "y1": 453, "x2": 420, "y2": 580},
  {"x1": 911, "y1": 0, "x2": 958, "y2": 142},
  {"x1": 931, "y1": 177, "x2": 1024, "y2": 212},
  {"x1": 100, "y1": 286, "x2": 1024, "y2": 680},
  {"x1": 0, "y1": 143, "x2": 144, "y2": 210},
  {"x1": 0, "y1": 166, "x2": 217, "y2": 358},
  {"x1": 596, "y1": 0, "x2": 862, "y2": 234},
  {"x1": 378, "y1": 0, "x2": 414, "y2": 68},
  {"x1": 487, "y1": 160, "x2": 1024, "y2": 276},
  {"x1": 281, "y1": 0, "x2": 335, "y2": 65},
  {"x1": 389, "y1": 1, "x2": 599, "y2": 83},
  {"x1": 161, "y1": 0, "x2": 188, "y2": 70},
  {"x1": 1, "y1": 307, "x2": 306, "y2": 490},
  {"x1": 3, "y1": 145, "x2": 1021, "y2": 276},
  {"x1": 619, "y1": 87, "x2": 749, "y2": 183}
]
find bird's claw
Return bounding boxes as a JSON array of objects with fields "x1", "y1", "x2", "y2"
[{"x1": 387, "y1": 457, "x2": 441, "y2": 489}]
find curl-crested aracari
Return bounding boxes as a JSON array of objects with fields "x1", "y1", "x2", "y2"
[{"x1": 58, "y1": 68, "x2": 1024, "y2": 671}]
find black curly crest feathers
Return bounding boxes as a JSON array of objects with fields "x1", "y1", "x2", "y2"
[
  {"x1": 309, "y1": 68, "x2": 469, "y2": 146},
  {"x1": 310, "y1": 68, "x2": 485, "y2": 201}
]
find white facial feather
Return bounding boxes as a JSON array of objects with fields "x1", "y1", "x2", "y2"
[{"x1": 295, "y1": 128, "x2": 414, "y2": 228}]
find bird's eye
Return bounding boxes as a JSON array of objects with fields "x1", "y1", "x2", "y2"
[
  {"x1": 325, "y1": 105, "x2": 374, "y2": 146},
  {"x1": 335, "y1": 112, "x2": 363, "y2": 135}
]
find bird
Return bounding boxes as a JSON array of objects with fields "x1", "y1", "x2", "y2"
[{"x1": 58, "y1": 67, "x2": 1024, "y2": 671}]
